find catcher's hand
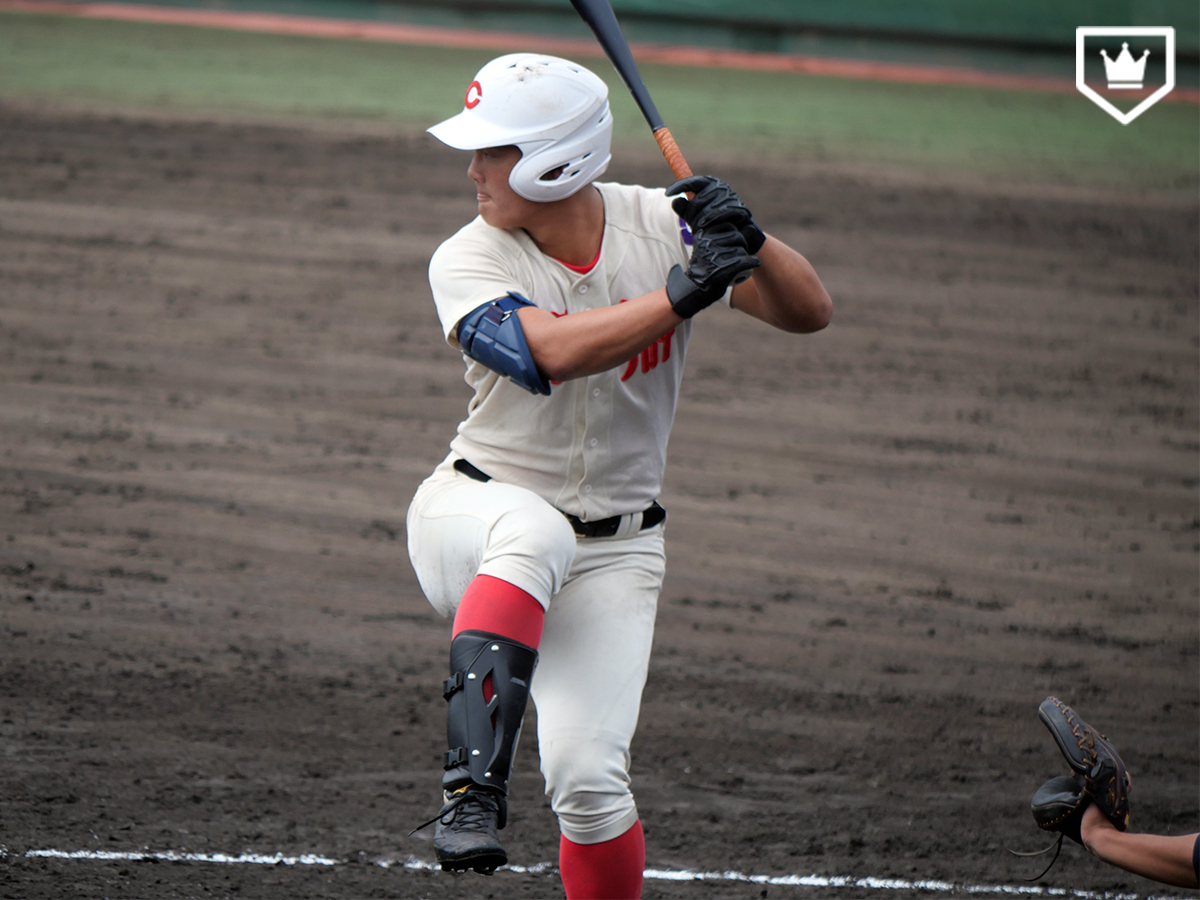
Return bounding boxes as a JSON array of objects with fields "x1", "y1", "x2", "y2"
[
  {"x1": 1030, "y1": 774, "x2": 1086, "y2": 844},
  {"x1": 1038, "y1": 696, "x2": 1130, "y2": 831}
]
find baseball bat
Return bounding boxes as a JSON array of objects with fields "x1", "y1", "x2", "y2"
[{"x1": 569, "y1": 0, "x2": 693, "y2": 181}]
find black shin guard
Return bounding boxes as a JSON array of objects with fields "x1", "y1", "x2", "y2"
[{"x1": 441, "y1": 630, "x2": 538, "y2": 812}]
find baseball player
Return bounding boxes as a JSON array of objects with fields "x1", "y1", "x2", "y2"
[{"x1": 407, "y1": 53, "x2": 831, "y2": 899}]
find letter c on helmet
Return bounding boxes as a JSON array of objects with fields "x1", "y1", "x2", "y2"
[{"x1": 464, "y1": 81, "x2": 482, "y2": 109}]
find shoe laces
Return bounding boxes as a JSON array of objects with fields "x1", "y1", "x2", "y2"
[
  {"x1": 1008, "y1": 833, "x2": 1064, "y2": 881},
  {"x1": 442, "y1": 786, "x2": 502, "y2": 829},
  {"x1": 410, "y1": 786, "x2": 502, "y2": 835}
]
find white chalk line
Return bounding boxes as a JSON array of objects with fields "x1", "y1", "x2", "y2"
[
  {"x1": 21, "y1": 848, "x2": 341, "y2": 866},
  {"x1": 8, "y1": 846, "x2": 1184, "y2": 899}
]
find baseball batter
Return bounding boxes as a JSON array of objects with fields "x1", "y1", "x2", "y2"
[{"x1": 408, "y1": 53, "x2": 831, "y2": 899}]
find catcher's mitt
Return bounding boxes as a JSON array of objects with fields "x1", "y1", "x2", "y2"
[
  {"x1": 1038, "y1": 696, "x2": 1130, "y2": 831},
  {"x1": 1016, "y1": 773, "x2": 1089, "y2": 880},
  {"x1": 1030, "y1": 774, "x2": 1086, "y2": 845}
]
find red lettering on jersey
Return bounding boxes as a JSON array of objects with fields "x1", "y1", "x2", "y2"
[
  {"x1": 620, "y1": 327, "x2": 676, "y2": 382},
  {"x1": 640, "y1": 341, "x2": 657, "y2": 373},
  {"x1": 465, "y1": 81, "x2": 482, "y2": 109}
]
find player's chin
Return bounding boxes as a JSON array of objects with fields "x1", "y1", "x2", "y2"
[{"x1": 478, "y1": 203, "x2": 515, "y2": 229}]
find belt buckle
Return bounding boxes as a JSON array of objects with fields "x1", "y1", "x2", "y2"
[
  {"x1": 569, "y1": 515, "x2": 613, "y2": 538},
  {"x1": 588, "y1": 518, "x2": 620, "y2": 539},
  {"x1": 568, "y1": 509, "x2": 654, "y2": 539}
]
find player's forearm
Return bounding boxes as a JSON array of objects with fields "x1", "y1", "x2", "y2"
[
  {"x1": 516, "y1": 290, "x2": 682, "y2": 382},
  {"x1": 731, "y1": 235, "x2": 831, "y2": 333},
  {"x1": 1081, "y1": 806, "x2": 1200, "y2": 888},
  {"x1": 1086, "y1": 831, "x2": 1198, "y2": 887}
]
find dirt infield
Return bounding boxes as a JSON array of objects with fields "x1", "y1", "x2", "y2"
[{"x1": 0, "y1": 103, "x2": 1197, "y2": 899}]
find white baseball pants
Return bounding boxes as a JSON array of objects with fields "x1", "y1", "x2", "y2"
[{"x1": 407, "y1": 455, "x2": 665, "y2": 844}]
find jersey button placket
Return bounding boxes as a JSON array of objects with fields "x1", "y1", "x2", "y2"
[{"x1": 579, "y1": 373, "x2": 609, "y2": 520}]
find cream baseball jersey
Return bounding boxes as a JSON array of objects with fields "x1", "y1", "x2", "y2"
[{"x1": 428, "y1": 181, "x2": 726, "y2": 523}]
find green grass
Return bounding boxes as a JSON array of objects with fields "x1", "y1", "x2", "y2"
[{"x1": 2, "y1": 11, "x2": 1197, "y2": 190}]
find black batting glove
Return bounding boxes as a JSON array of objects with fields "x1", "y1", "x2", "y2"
[
  {"x1": 667, "y1": 174, "x2": 766, "y2": 255},
  {"x1": 665, "y1": 222, "x2": 760, "y2": 319}
]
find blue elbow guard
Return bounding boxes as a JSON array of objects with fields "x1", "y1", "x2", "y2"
[{"x1": 456, "y1": 293, "x2": 551, "y2": 396}]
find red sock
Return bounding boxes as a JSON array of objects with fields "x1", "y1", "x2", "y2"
[
  {"x1": 559, "y1": 820, "x2": 645, "y2": 900},
  {"x1": 452, "y1": 574, "x2": 544, "y2": 649}
]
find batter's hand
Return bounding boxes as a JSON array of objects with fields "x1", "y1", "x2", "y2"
[
  {"x1": 668, "y1": 175, "x2": 766, "y2": 254},
  {"x1": 666, "y1": 222, "x2": 759, "y2": 319}
]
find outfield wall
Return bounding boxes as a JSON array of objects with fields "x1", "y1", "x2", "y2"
[
  {"x1": 425, "y1": 0, "x2": 1200, "y2": 55},
  {"x1": 67, "y1": 0, "x2": 1200, "y2": 61}
]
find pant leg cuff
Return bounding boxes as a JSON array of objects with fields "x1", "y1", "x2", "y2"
[{"x1": 558, "y1": 807, "x2": 640, "y2": 846}]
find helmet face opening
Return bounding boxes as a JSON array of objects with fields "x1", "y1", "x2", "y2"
[{"x1": 428, "y1": 54, "x2": 613, "y2": 202}]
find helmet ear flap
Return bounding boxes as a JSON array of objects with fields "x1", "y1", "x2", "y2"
[
  {"x1": 532, "y1": 149, "x2": 600, "y2": 188},
  {"x1": 507, "y1": 102, "x2": 612, "y2": 202}
]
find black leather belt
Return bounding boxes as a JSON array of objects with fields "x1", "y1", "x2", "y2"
[{"x1": 453, "y1": 458, "x2": 666, "y2": 538}]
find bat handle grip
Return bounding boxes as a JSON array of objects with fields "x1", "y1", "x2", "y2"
[{"x1": 654, "y1": 126, "x2": 692, "y2": 181}]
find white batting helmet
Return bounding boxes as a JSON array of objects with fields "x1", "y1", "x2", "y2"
[{"x1": 427, "y1": 53, "x2": 613, "y2": 202}]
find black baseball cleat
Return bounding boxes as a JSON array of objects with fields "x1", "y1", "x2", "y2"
[{"x1": 430, "y1": 785, "x2": 508, "y2": 875}]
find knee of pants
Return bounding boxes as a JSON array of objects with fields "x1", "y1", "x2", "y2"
[
  {"x1": 541, "y1": 735, "x2": 637, "y2": 844},
  {"x1": 479, "y1": 502, "x2": 577, "y2": 604},
  {"x1": 408, "y1": 477, "x2": 577, "y2": 615}
]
